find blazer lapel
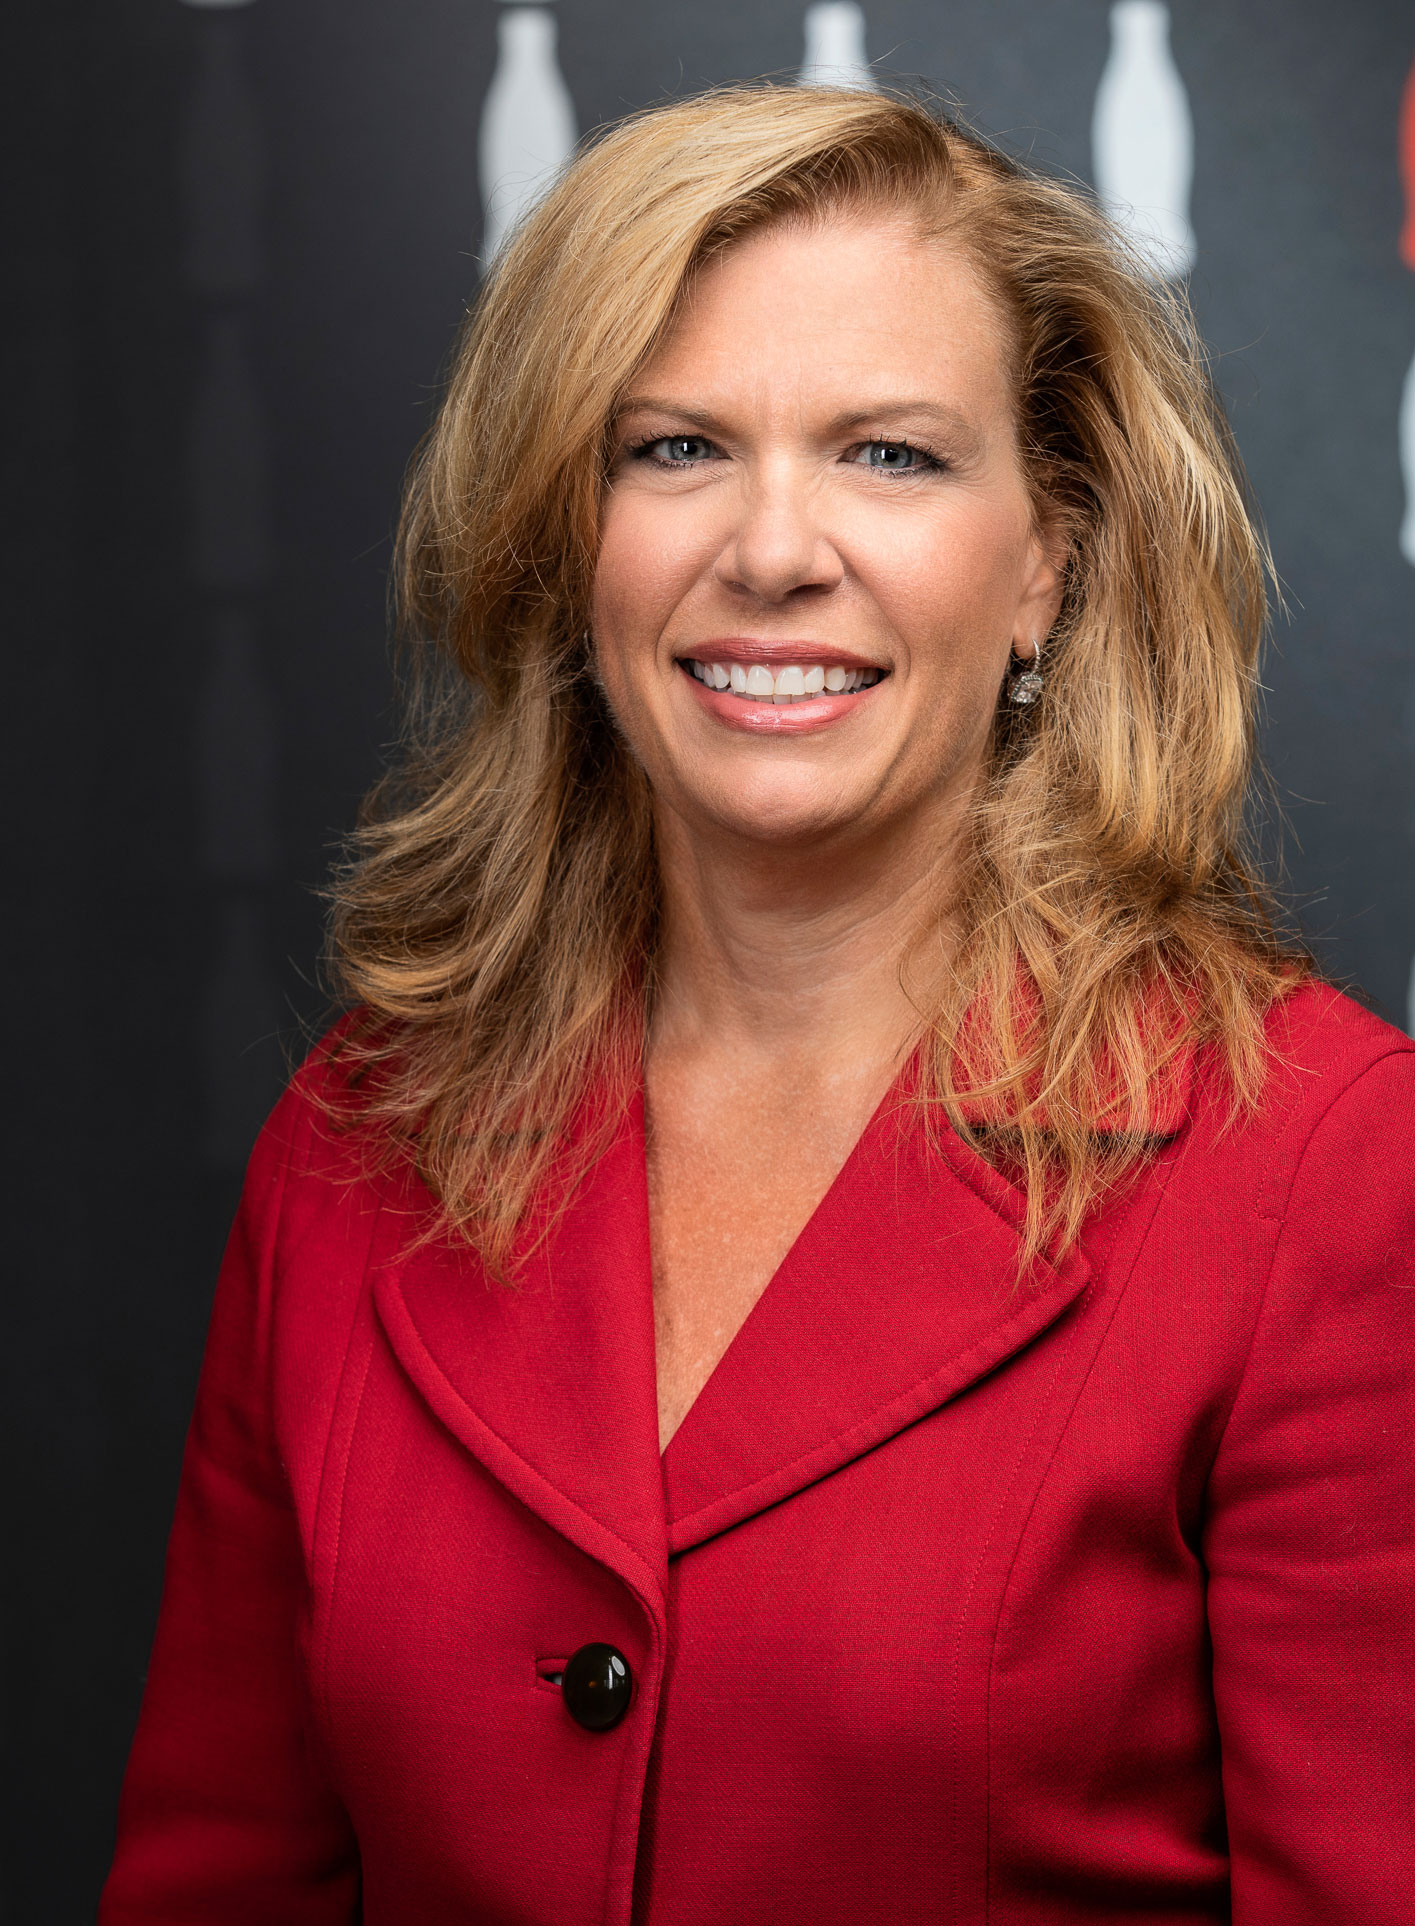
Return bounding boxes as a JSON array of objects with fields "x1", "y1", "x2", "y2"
[
  {"x1": 371, "y1": 1037, "x2": 1179, "y2": 1574},
  {"x1": 660, "y1": 1097, "x2": 1093, "y2": 1554},
  {"x1": 372, "y1": 1093, "x2": 667, "y2": 1616}
]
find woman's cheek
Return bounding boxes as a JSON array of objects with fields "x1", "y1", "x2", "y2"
[
  {"x1": 867, "y1": 507, "x2": 1029, "y2": 653},
  {"x1": 595, "y1": 503, "x2": 695, "y2": 638}
]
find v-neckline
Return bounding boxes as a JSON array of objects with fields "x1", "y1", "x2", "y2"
[
  {"x1": 647, "y1": 1052, "x2": 921, "y2": 1456},
  {"x1": 375, "y1": 1050, "x2": 1095, "y2": 1577},
  {"x1": 650, "y1": 1059, "x2": 1094, "y2": 1551}
]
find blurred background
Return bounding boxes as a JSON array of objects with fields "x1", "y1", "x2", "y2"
[{"x1": 5, "y1": 0, "x2": 1413, "y2": 1914}]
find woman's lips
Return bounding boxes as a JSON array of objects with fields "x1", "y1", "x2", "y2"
[
  {"x1": 676, "y1": 638, "x2": 881, "y2": 670},
  {"x1": 684, "y1": 656, "x2": 883, "y2": 702},
  {"x1": 676, "y1": 654, "x2": 886, "y2": 733}
]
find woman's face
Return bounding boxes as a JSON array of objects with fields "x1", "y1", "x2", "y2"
[{"x1": 590, "y1": 212, "x2": 1063, "y2": 854}]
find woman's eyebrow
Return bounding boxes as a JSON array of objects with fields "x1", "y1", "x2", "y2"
[
  {"x1": 614, "y1": 397, "x2": 720, "y2": 428},
  {"x1": 614, "y1": 396, "x2": 985, "y2": 453},
  {"x1": 825, "y1": 402, "x2": 986, "y2": 455}
]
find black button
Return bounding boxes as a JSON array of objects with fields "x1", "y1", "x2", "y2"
[{"x1": 561, "y1": 1642, "x2": 633, "y2": 1731}]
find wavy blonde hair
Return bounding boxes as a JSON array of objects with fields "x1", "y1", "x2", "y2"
[{"x1": 327, "y1": 84, "x2": 1305, "y2": 1273}]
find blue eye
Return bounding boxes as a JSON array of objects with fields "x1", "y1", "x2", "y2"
[
  {"x1": 638, "y1": 435, "x2": 715, "y2": 466},
  {"x1": 856, "y1": 440, "x2": 934, "y2": 472}
]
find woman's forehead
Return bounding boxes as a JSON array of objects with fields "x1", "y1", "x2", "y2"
[{"x1": 625, "y1": 217, "x2": 1017, "y2": 428}]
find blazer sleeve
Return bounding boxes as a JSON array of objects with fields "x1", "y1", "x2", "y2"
[
  {"x1": 99, "y1": 1086, "x2": 361, "y2": 1923},
  {"x1": 1204, "y1": 1047, "x2": 1415, "y2": 1926}
]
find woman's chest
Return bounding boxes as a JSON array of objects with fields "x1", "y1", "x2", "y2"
[
  {"x1": 286, "y1": 1228, "x2": 1235, "y2": 1926},
  {"x1": 270, "y1": 1091, "x2": 1263, "y2": 1924}
]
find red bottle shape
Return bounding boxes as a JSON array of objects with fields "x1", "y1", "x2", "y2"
[{"x1": 1400, "y1": 58, "x2": 1415, "y2": 267}]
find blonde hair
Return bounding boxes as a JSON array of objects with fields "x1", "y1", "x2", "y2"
[{"x1": 327, "y1": 84, "x2": 1305, "y2": 1272}]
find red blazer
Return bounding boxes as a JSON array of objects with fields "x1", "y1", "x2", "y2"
[{"x1": 102, "y1": 984, "x2": 1415, "y2": 1924}]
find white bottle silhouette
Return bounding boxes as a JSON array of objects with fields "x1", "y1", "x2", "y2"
[
  {"x1": 800, "y1": 2, "x2": 875, "y2": 91},
  {"x1": 1092, "y1": 1, "x2": 1196, "y2": 280},
  {"x1": 479, "y1": 7, "x2": 576, "y2": 264},
  {"x1": 1399, "y1": 350, "x2": 1415, "y2": 566}
]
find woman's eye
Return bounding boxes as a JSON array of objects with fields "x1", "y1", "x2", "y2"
[
  {"x1": 639, "y1": 435, "x2": 715, "y2": 466},
  {"x1": 854, "y1": 440, "x2": 936, "y2": 472}
]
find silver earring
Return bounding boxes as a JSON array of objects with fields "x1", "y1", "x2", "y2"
[{"x1": 1009, "y1": 639, "x2": 1045, "y2": 706}]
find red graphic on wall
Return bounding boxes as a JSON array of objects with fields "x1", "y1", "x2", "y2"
[{"x1": 1400, "y1": 58, "x2": 1415, "y2": 266}]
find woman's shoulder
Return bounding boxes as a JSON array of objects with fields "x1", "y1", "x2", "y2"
[
  {"x1": 239, "y1": 1010, "x2": 420, "y2": 1250},
  {"x1": 1252, "y1": 979, "x2": 1415, "y2": 1157},
  {"x1": 1262, "y1": 978, "x2": 1414, "y2": 1086},
  {"x1": 1176, "y1": 979, "x2": 1415, "y2": 1227},
  {"x1": 1109, "y1": 984, "x2": 1415, "y2": 1409}
]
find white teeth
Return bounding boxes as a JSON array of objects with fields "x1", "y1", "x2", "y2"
[{"x1": 686, "y1": 658, "x2": 881, "y2": 701}]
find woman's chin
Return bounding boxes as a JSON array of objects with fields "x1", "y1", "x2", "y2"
[{"x1": 679, "y1": 774, "x2": 885, "y2": 850}]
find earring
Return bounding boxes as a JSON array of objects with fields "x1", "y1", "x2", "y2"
[{"x1": 1009, "y1": 638, "x2": 1045, "y2": 707}]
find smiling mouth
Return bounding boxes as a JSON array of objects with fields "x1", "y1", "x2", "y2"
[{"x1": 681, "y1": 657, "x2": 886, "y2": 704}]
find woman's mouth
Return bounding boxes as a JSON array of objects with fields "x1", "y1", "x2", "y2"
[{"x1": 681, "y1": 657, "x2": 885, "y2": 704}]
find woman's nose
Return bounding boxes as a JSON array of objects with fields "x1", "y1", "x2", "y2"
[{"x1": 712, "y1": 470, "x2": 845, "y2": 603}]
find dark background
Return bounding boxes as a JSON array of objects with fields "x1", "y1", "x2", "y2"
[{"x1": 5, "y1": 1, "x2": 1413, "y2": 1916}]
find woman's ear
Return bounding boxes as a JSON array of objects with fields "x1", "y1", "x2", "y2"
[{"x1": 1013, "y1": 516, "x2": 1069, "y2": 656}]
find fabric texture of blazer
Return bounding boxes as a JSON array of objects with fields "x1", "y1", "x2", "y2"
[{"x1": 101, "y1": 982, "x2": 1415, "y2": 1924}]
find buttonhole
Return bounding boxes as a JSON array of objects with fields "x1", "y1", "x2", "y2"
[{"x1": 534, "y1": 1657, "x2": 568, "y2": 1693}]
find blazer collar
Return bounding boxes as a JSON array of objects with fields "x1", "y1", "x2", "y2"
[
  {"x1": 373, "y1": 1074, "x2": 1103, "y2": 1580},
  {"x1": 372, "y1": 1095, "x2": 668, "y2": 1617}
]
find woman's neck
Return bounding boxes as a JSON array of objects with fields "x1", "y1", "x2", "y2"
[{"x1": 648, "y1": 799, "x2": 960, "y2": 1079}]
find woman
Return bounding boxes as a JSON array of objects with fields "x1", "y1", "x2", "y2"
[{"x1": 102, "y1": 86, "x2": 1415, "y2": 1924}]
